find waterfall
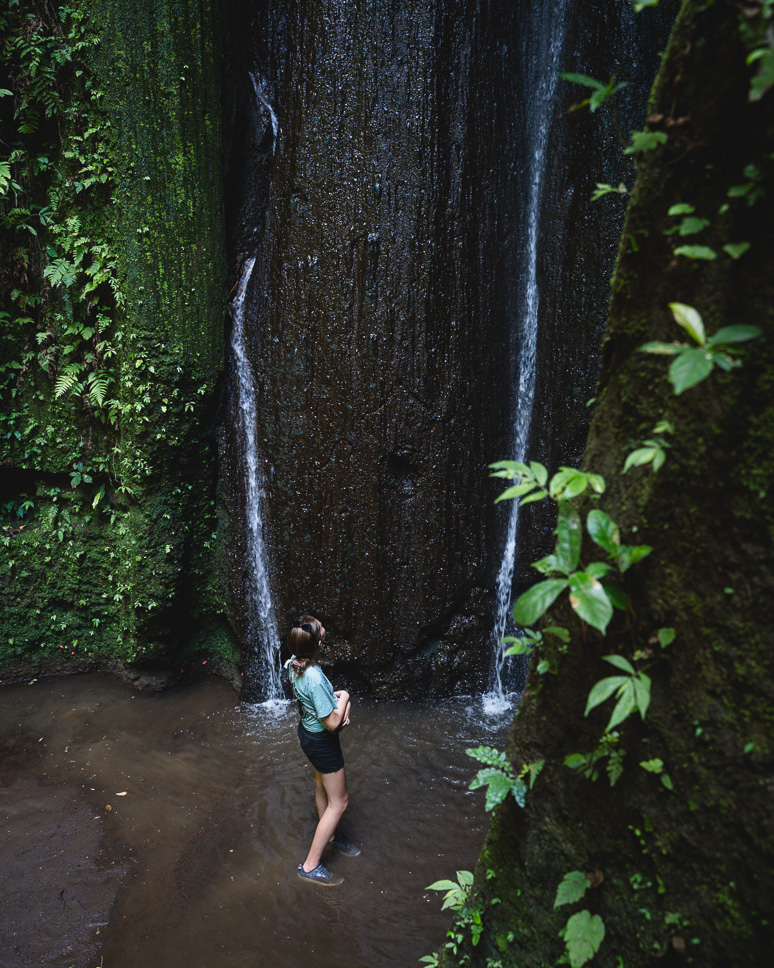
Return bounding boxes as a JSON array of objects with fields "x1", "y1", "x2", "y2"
[
  {"x1": 230, "y1": 255, "x2": 282, "y2": 701},
  {"x1": 486, "y1": 3, "x2": 570, "y2": 710},
  {"x1": 250, "y1": 72, "x2": 279, "y2": 154}
]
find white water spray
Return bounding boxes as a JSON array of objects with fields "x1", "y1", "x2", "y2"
[
  {"x1": 250, "y1": 73, "x2": 279, "y2": 154},
  {"x1": 230, "y1": 256, "x2": 282, "y2": 700},
  {"x1": 486, "y1": 5, "x2": 570, "y2": 713}
]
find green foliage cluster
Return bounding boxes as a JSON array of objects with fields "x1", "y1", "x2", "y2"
[{"x1": 423, "y1": 2, "x2": 771, "y2": 963}]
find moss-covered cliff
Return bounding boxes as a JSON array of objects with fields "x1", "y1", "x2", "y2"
[
  {"x1": 447, "y1": 1, "x2": 774, "y2": 965},
  {"x1": 0, "y1": 0, "x2": 237, "y2": 681}
]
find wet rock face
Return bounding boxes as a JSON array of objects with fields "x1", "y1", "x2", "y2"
[
  {"x1": 219, "y1": 0, "x2": 673, "y2": 698},
  {"x1": 222, "y1": 0, "x2": 519, "y2": 697}
]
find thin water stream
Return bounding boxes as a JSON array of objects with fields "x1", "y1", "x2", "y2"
[{"x1": 0, "y1": 674, "x2": 509, "y2": 968}]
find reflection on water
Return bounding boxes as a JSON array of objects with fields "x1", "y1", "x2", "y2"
[{"x1": 0, "y1": 674, "x2": 510, "y2": 968}]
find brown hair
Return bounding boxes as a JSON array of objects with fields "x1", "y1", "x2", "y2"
[{"x1": 287, "y1": 615, "x2": 324, "y2": 674}]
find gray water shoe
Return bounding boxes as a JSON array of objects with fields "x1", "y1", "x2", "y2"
[{"x1": 298, "y1": 863, "x2": 343, "y2": 886}]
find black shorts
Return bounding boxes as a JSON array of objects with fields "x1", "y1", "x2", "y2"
[{"x1": 298, "y1": 722, "x2": 344, "y2": 774}]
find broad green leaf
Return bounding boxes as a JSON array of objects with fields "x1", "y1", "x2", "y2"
[
  {"x1": 673, "y1": 244, "x2": 717, "y2": 260},
  {"x1": 668, "y1": 347, "x2": 714, "y2": 395},
  {"x1": 639, "y1": 758, "x2": 664, "y2": 774},
  {"x1": 722, "y1": 242, "x2": 750, "y2": 260},
  {"x1": 657, "y1": 627, "x2": 675, "y2": 648},
  {"x1": 602, "y1": 581, "x2": 628, "y2": 611},
  {"x1": 586, "y1": 473, "x2": 605, "y2": 494},
  {"x1": 623, "y1": 446, "x2": 659, "y2": 473},
  {"x1": 568, "y1": 572, "x2": 613, "y2": 633},
  {"x1": 530, "y1": 461, "x2": 548, "y2": 486},
  {"x1": 537, "y1": 659, "x2": 552, "y2": 675},
  {"x1": 555, "y1": 503, "x2": 582, "y2": 573},
  {"x1": 457, "y1": 870, "x2": 474, "y2": 886},
  {"x1": 678, "y1": 216, "x2": 710, "y2": 236},
  {"x1": 489, "y1": 460, "x2": 524, "y2": 476},
  {"x1": 707, "y1": 324, "x2": 761, "y2": 346},
  {"x1": 669, "y1": 302, "x2": 705, "y2": 345},
  {"x1": 504, "y1": 640, "x2": 532, "y2": 656},
  {"x1": 615, "y1": 543, "x2": 653, "y2": 573},
  {"x1": 586, "y1": 509, "x2": 619, "y2": 553},
  {"x1": 545, "y1": 625, "x2": 570, "y2": 643},
  {"x1": 426, "y1": 879, "x2": 460, "y2": 892},
  {"x1": 585, "y1": 675, "x2": 629, "y2": 716},
  {"x1": 564, "y1": 753, "x2": 588, "y2": 770},
  {"x1": 603, "y1": 654, "x2": 635, "y2": 675},
  {"x1": 607, "y1": 682, "x2": 637, "y2": 731},
  {"x1": 512, "y1": 579, "x2": 568, "y2": 625},
  {"x1": 554, "y1": 871, "x2": 590, "y2": 909},
  {"x1": 559, "y1": 72, "x2": 606, "y2": 91},
  {"x1": 495, "y1": 483, "x2": 535, "y2": 504},
  {"x1": 632, "y1": 672, "x2": 651, "y2": 718},
  {"x1": 624, "y1": 129, "x2": 667, "y2": 154},
  {"x1": 533, "y1": 554, "x2": 564, "y2": 575},
  {"x1": 564, "y1": 910, "x2": 605, "y2": 968},
  {"x1": 661, "y1": 773, "x2": 674, "y2": 791},
  {"x1": 469, "y1": 768, "x2": 515, "y2": 810},
  {"x1": 519, "y1": 489, "x2": 548, "y2": 506},
  {"x1": 585, "y1": 561, "x2": 612, "y2": 579},
  {"x1": 652, "y1": 449, "x2": 666, "y2": 473},
  {"x1": 638, "y1": 341, "x2": 681, "y2": 355},
  {"x1": 667, "y1": 202, "x2": 695, "y2": 216}
]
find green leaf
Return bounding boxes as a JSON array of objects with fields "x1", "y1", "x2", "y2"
[
  {"x1": 564, "y1": 910, "x2": 605, "y2": 968},
  {"x1": 519, "y1": 489, "x2": 548, "y2": 506},
  {"x1": 554, "y1": 871, "x2": 590, "y2": 909},
  {"x1": 530, "y1": 461, "x2": 548, "y2": 486},
  {"x1": 673, "y1": 244, "x2": 717, "y2": 261},
  {"x1": 722, "y1": 242, "x2": 750, "y2": 260},
  {"x1": 639, "y1": 758, "x2": 664, "y2": 774},
  {"x1": 638, "y1": 341, "x2": 681, "y2": 356},
  {"x1": 678, "y1": 216, "x2": 710, "y2": 236},
  {"x1": 602, "y1": 581, "x2": 628, "y2": 611},
  {"x1": 495, "y1": 483, "x2": 534, "y2": 504},
  {"x1": 624, "y1": 130, "x2": 667, "y2": 154},
  {"x1": 657, "y1": 627, "x2": 675, "y2": 648},
  {"x1": 669, "y1": 302, "x2": 706, "y2": 345},
  {"x1": 623, "y1": 446, "x2": 660, "y2": 473},
  {"x1": 667, "y1": 202, "x2": 695, "y2": 216},
  {"x1": 585, "y1": 676, "x2": 629, "y2": 716},
  {"x1": 661, "y1": 774, "x2": 674, "y2": 791},
  {"x1": 559, "y1": 72, "x2": 606, "y2": 91},
  {"x1": 555, "y1": 503, "x2": 582, "y2": 573},
  {"x1": 615, "y1": 543, "x2": 653, "y2": 573},
  {"x1": 607, "y1": 681, "x2": 637, "y2": 731},
  {"x1": 668, "y1": 348, "x2": 715, "y2": 395},
  {"x1": 545, "y1": 625, "x2": 570, "y2": 643},
  {"x1": 511, "y1": 579, "x2": 568, "y2": 625},
  {"x1": 632, "y1": 672, "x2": 651, "y2": 718},
  {"x1": 603, "y1": 654, "x2": 635, "y2": 675},
  {"x1": 585, "y1": 561, "x2": 612, "y2": 579},
  {"x1": 457, "y1": 870, "x2": 474, "y2": 887},
  {"x1": 504, "y1": 640, "x2": 532, "y2": 656},
  {"x1": 707, "y1": 325, "x2": 762, "y2": 347},
  {"x1": 426, "y1": 879, "x2": 460, "y2": 892},
  {"x1": 586, "y1": 509, "x2": 620, "y2": 553},
  {"x1": 568, "y1": 572, "x2": 613, "y2": 633}
]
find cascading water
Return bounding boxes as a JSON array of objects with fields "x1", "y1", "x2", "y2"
[
  {"x1": 486, "y1": 2, "x2": 571, "y2": 712},
  {"x1": 230, "y1": 255, "x2": 282, "y2": 701}
]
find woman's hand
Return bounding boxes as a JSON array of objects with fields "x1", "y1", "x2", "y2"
[{"x1": 323, "y1": 691, "x2": 351, "y2": 731}]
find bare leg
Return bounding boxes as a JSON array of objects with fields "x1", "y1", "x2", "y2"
[
  {"x1": 314, "y1": 769, "x2": 327, "y2": 819},
  {"x1": 302, "y1": 767, "x2": 348, "y2": 872}
]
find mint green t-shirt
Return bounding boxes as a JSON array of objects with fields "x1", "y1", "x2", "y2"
[{"x1": 290, "y1": 662, "x2": 337, "y2": 733}]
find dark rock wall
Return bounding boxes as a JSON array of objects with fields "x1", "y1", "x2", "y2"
[
  {"x1": 222, "y1": 0, "x2": 520, "y2": 696},
  {"x1": 221, "y1": 0, "x2": 672, "y2": 696}
]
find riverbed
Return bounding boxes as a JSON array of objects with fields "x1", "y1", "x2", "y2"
[{"x1": 0, "y1": 673, "x2": 512, "y2": 968}]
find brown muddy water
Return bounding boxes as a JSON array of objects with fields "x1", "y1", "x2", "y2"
[{"x1": 0, "y1": 673, "x2": 512, "y2": 968}]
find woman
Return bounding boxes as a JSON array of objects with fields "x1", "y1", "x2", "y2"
[{"x1": 286, "y1": 616, "x2": 360, "y2": 885}]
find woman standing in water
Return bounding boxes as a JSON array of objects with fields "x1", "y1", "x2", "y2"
[{"x1": 286, "y1": 616, "x2": 360, "y2": 886}]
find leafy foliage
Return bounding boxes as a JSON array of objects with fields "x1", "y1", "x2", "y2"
[
  {"x1": 585, "y1": 655, "x2": 652, "y2": 733},
  {"x1": 554, "y1": 871, "x2": 591, "y2": 909},
  {"x1": 559, "y1": 73, "x2": 628, "y2": 113},
  {"x1": 640, "y1": 303, "x2": 761, "y2": 395},
  {"x1": 561, "y1": 910, "x2": 606, "y2": 968}
]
